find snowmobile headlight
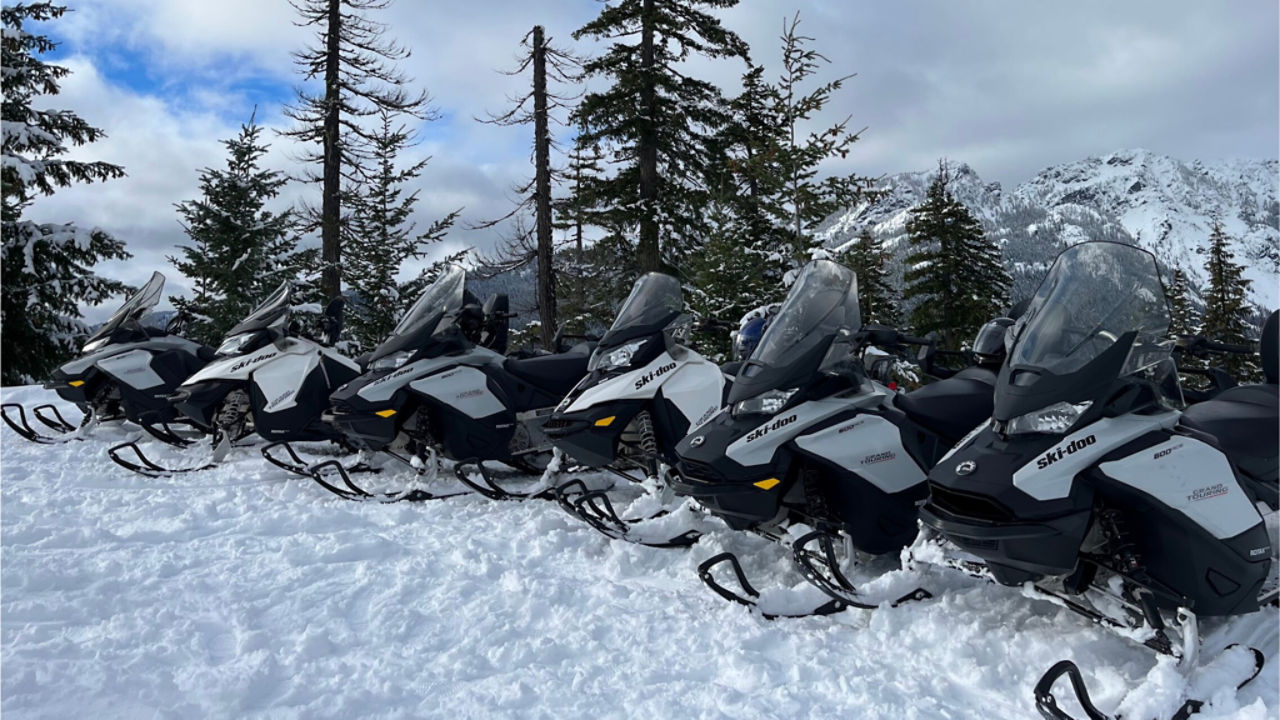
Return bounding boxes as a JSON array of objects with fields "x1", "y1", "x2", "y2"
[
  {"x1": 732, "y1": 388, "x2": 798, "y2": 418},
  {"x1": 1005, "y1": 401, "x2": 1092, "y2": 436},
  {"x1": 216, "y1": 332, "x2": 258, "y2": 357},
  {"x1": 589, "y1": 340, "x2": 646, "y2": 372},
  {"x1": 82, "y1": 337, "x2": 109, "y2": 354},
  {"x1": 371, "y1": 350, "x2": 415, "y2": 371}
]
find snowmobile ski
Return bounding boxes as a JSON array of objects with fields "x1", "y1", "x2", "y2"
[
  {"x1": 306, "y1": 457, "x2": 469, "y2": 503},
  {"x1": 259, "y1": 441, "x2": 379, "y2": 479},
  {"x1": 0, "y1": 402, "x2": 89, "y2": 444},
  {"x1": 791, "y1": 528, "x2": 932, "y2": 609},
  {"x1": 553, "y1": 477, "x2": 701, "y2": 548},
  {"x1": 1033, "y1": 644, "x2": 1265, "y2": 720},
  {"x1": 106, "y1": 439, "x2": 219, "y2": 477},
  {"x1": 452, "y1": 459, "x2": 555, "y2": 502}
]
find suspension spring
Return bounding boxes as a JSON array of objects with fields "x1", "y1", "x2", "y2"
[
  {"x1": 1099, "y1": 507, "x2": 1143, "y2": 575},
  {"x1": 802, "y1": 463, "x2": 835, "y2": 528}
]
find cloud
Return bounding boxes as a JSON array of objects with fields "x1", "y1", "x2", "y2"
[{"x1": 17, "y1": 0, "x2": 1278, "y2": 323}]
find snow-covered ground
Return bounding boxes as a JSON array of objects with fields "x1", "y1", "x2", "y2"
[{"x1": 2, "y1": 384, "x2": 1276, "y2": 719}]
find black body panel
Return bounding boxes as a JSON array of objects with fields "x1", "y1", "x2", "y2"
[{"x1": 544, "y1": 398, "x2": 647, "y2": 468}]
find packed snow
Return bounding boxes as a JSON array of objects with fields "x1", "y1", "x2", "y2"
[{"x1": 3, "y1": 384, "x2": 1276, "y2": 719}]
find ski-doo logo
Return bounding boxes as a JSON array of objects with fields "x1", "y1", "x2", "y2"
[
  {"x1": 1153, "y1": 443, "x2": 1183, "y2": 460},
  {"x1": 837, "y1": 419, "x2": 866, "y2": 434},
  {"x1": 370, "y1": 364, "x2": 416, "y2": 387},
  {"x1": 231, "y1": 352, "x2": 276, "y2": 373},
  {"x1": 1188, "y1": 483, "x2": 1229, "y2": 503},
  {"x1": 861, "y1": 450, "x2": 895, "y2": 465},
  {"x1": 1034, "y1": 435, "x2": 1097, "y2": 469},
  {"x1": 745, "y1": 413, "x2": 797, "y2": 443},
  {"x1": 634, "y1": 362, "x2": 677, "y2": 390},
  {"x1": 266, "y1": 390, "x2": 292, "y2": 409}
]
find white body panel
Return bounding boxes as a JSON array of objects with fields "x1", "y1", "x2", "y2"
[
  {"x1": 1099, "y1": 436, "x2": 1263, "y2": 540},
  {"x1": 563, "y1": 350, "x2": 724, "y2": 427},
  {"x1": 352, "y1": 348, "x2": 504, "y2": 404},
  {"x1": 794, "y1": 414, "x2": 924, "y2": 494},
  {"x1": 409, "y1": 366, "x2": 506, "y2": 419},
  {"x1": 95, "y1": 349, "x2": 166, "y2": 390},
  {"x1": 181, "y1": 338, "x2": 357, "y2": 388},
  {"x1": 61, "y1": 336, "x2": 201, "y2": 377},
  {"x1": 725, "y1": 395, "x2": 871, "y2": 468},
  {"x1": 255, "y1": 352, "x2": 322, "y2": 413},
  {"x1": 1012, "y1": 411, "x2": 1180, "y2": 501}
]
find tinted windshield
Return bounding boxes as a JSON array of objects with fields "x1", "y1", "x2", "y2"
[
  {"x1": 226, "y1": 281, "x2": 292, "y2": 338},
  {"x1": 85, "y1": 271, "x2": 165, "y2": 345},
  {"x1": 599, "y1": 273, "x2": 683, "y2": 345},
  {"x1": 1009, "y1": 241, "x2": 1170, "y2": 376},
  {"x1": 367, "y1": 265, "x2": 467, "y2": 361},
  {"x1": 752, "y1": 259, "x2": 860, "y2": 369}
]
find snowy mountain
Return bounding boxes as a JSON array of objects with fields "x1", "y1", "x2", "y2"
[{"x1": 819, "y1": 149, "x2": 1279, "y2": 311}]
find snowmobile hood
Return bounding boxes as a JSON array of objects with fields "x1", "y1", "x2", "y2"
[
  {"x1": 728, "y1": 259, "x2": 861, "y2": 407},
  {"x1": 994, "y1": 241, "x2": 1173, "y2": 423},
  {"x1": 81, "y1": 271, "x2": 166, "y2": 352}
]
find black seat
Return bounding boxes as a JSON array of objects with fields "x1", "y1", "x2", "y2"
[
  {"x1": 1179, "y1": 310, "x2": 1279, "y2": 482},
  {"x1": 895, "y1": 366, "x2": 997, "y2": 442},
  {"x1": 504, "y1": 353, "x2": 589, "y2": 397}
]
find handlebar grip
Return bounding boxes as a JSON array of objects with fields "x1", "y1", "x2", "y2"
[
  {"x1": 1204, "y1": 340, "x2": 1255, "y2": 355},
  {"x1": 898, "y1": 335, "x2": 932, "y2": 346}
]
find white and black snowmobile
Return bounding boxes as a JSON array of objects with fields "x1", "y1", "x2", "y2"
[
  {"x1": 106, "y1": 281, "x2": 359, "y2": 476},
  {"x1": 916, "y1": 241, "x2": 1275, "y2": 719},
  {"x1": 300, "y1": 264, "x2": 593, "y2": 503},
  {"x1": 543, "y1": 272, "x2": 727, "y2": 547},
  {"x1": 671, "y1": 258, "x2": 1009, "y2": 617},
  {"x1": 2, "y1": 271, "x2": 214, "y2": 445}
]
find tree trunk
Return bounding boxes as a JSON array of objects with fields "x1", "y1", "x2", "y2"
[
  {"x1": 321, "y1": 0, "x2": 342, "y2": 300},
  {"x1": 636, "y1": 0, "x2": 659, "y2": 273},
  {"x1": 532, "y1": 25, "x2": 557, "y2": 348}
]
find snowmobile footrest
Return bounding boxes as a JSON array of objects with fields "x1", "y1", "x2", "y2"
[{"x1": 696, "y1": 552, "x2": 847, "y2": 619}]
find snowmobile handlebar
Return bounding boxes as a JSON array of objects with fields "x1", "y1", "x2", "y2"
[
  {"x1": 856, "y1": 325, "x2": 934, "y2": 350},
  {"x1": 1175, "y1": 334, "x2": 1257, "y2": 358}
]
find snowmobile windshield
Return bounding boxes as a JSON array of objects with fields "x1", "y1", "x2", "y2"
[
  {"x1": 599, "y1": 272, "x2": 684, "y2": 347},
  {"x1": 1009, "y1": 241, "x2": 1170, "y2": 378},
  {"x1": 83, "y1": 271, "x2": 165, "y2": 348},
  {"x1": 367, "y1": 265, "x2": 467, "y2": 363},
  {"x1": 225, "y1": 281, "x2": 292, "y2": 338},
  {"x1": 728, "y1": 259, "x2": 860, "y2": 405}
]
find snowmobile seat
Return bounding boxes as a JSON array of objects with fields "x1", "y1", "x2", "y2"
[
  {"x1": 1179, "y1": 382, "x2": 1278, "y2": 481},
  {"x1": 895, "y1": 365, "x2": 997, "y2": 442},
  {"x1": 196, "y1": 345, "x2": 218, "y2": 363},
  {"x1": 504, "y1": 353, "x2": 589, "y2": 397}
]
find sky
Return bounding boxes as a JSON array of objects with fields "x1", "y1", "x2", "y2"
[{"x1": 18, "y1": 0, "x2": 1280, "y2": 320}]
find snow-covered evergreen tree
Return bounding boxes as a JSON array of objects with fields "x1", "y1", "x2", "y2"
[
  {"x1": 1198, "y1": 221, "x2": 1259, "y2": 380},
  {"x1": 840, "y1": 229, "x2": 900, "y2": 326},
  {"x1": 1, "y1": 3, "x2": 130, "y2": 385},
  {"x1": 1166, "y1": 267, "x2": 1195, "y2": 336},
  {"x1": 344, "y1": 109, "x2": 461, "y2": 352},
  {"x1": 169, "y1": 115, "x2": 312, "y2": 345},
  {"x1": 572, "y1": 0, "x2": 749, "y2": 273},
  {"x1": 903, "y1": 161, "x2": 1010, "y2": 349}
]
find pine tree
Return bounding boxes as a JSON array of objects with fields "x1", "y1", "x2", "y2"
[
  {"x1": 840, "y1": 229, "x2": 900, "y2": 326},
  {"x1": 2, "y1": 3, "x2": 130, "y2": 385},
  {"x1": 902, "y1": 161, "x2": 1010, "y2": 349},
  {"x1": 1198, "y1": 221, "x2": 1259, "y2": 380},
  {"x1": 572, "y1": 0, "x2": 750, "y2": 273},
  {"x1": 169, "y1": 114, "x2": 312, "y2": 345},
  {"x1": 1166, "y1": 267, "x2": 1195, "y2": 336},
  {"x1": 344, "y1": 109, "x2": 461, "y2": 351},
  {"x1": 282, "y1": 0, "x2": 429, "y2": 301},
  {"x1": 474, "y1": 26, "x2": 581, "y2": 347}
]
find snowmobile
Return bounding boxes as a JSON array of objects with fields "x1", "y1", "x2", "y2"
[
  {"x1": 542, "y1": 272, "x2": 728, "y2": 547},
  {"x1": 106, "y1": 281, "x2": 359, "y2": 476},
  {"x1": 2, "y1": 271, "x2": 214, "y2": 445},
  {"x1": 298, "y1": 264, "x2": 594, "y2": 503},
  {"x1": 671, "y1": 258, "x2": 1013, "y2": 617},
  {"x1": 915, "y1": 241, "x2": 1275, "y2": 719}
]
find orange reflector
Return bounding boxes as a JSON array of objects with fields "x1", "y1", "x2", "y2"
[
  {"x1": 375, "y1": 409, "x2": 397, "y2": 418},
  {"x1": 753, "y1": 477, "x2": 780, "y2": 490},
  {"x1": 68, "y1": 380, "x2": 85, "y2": 387},
  {"x1": 594, "y1": 416, "x2": 615, "y2": 427}
]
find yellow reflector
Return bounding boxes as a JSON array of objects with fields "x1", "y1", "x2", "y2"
[
  {"x1": 594, "y1": 415, "x2": 616, "y2": 427},
  {"x1": 753, "y1": 477, "x2": 780, "y2": 491},
  {"x1": 375, "y1": 409, "x2": 397, "y2": 418},
  {"x1": 68, "y1": 380, "x2": 85, "y2": 387}
]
